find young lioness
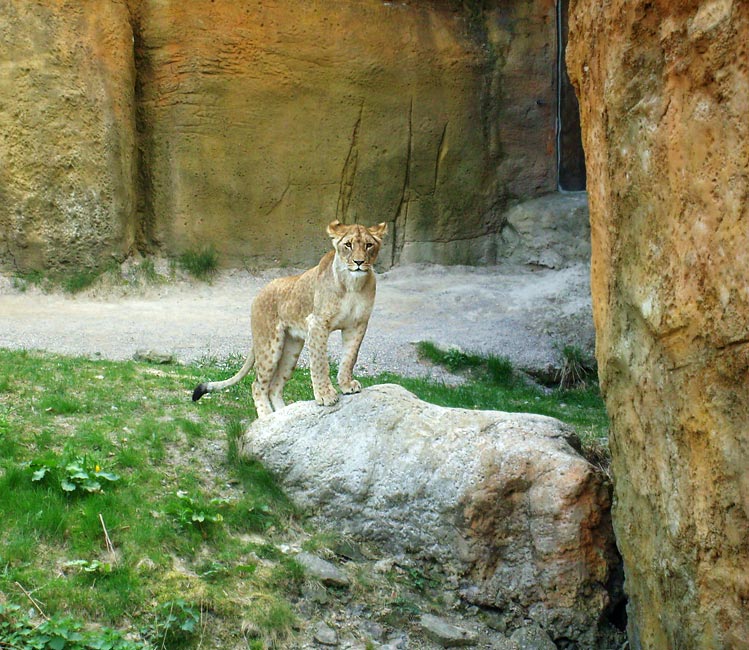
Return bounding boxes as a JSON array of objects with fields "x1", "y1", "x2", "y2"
[{"x1": 192, "y1": 220, "x2": 387, "y2": 418}]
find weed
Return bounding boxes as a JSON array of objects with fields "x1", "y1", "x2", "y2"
[
  {"x1": 268, "y1": 556, "x2": 305, "y2": 593},
  {"x1": 0, "y1": 604, "x2": 148, "y2": 650},
  {"x1": 169, "y1": 490, "x2": 228, "y2": 531},
  {"x1": 416, "y1": 341, "x2": 473, "y2": 372},
  {"x1": 11, "y1": 266, "x2": 112, "y2": 295},
  {"x1": 144, "y1": 599, "x2": 202, "y2": 648},
  {"x1": 64, "y1": 558, "x2": 115, "y2": 574},
  {"x1": 226, "y1": 417, "x2": 245, "y2": 464},
  {"x1": 485, "y1": 354, "x2": 516, "y2": 386},
  {"x1": 178, "y1": 246, "x2": 219, "y2": 280},
  {"x1": 403, "y1": 565, "x2": 438, "y2": 594},
  {"x1": 137, "y1": 257, "x2": 159, "y2": 283},
  {"x1": 176, "y1": 417, "x2": 205, "y2": 441},
  {"x1": 38, "y1": 392, "x2": 83, "y2": 414},
  {"x1": 12, "y1": 270, "x2": 47, "y2": 292},
  {"x1": 381, "y1": 595, "x2": 422, "y2": 626},
  {"x1": 0, "y1": 416, "x2": 16, "y2": 458},
  {"x1": 26, "y1": 455, "x2": 121, "y2": 495}
]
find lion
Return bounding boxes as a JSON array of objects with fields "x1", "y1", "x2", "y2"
[{"x1": 192, "y1": 220, "x2": 387, "y2": 418}]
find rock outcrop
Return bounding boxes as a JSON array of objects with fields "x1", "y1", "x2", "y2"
[
  {"x1": 1, "y1": 0, "x2": 562, "y2": 273},
  {"x1": 241, "y1": 384, "x2": 621, "y2": 645},
  {"x1": 567, "y1": 1, "x2": 749, "y2": 648},
  {"x1": 500, "y1": 193, "x2": 590, "y2": 269}
]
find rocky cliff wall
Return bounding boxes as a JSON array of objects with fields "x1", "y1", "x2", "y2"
[
  {"x1": 0, "y1": 0, "x2": 559, "y2": 272},
  {"x1": 567, "y1": 1, "x2": 749, "y2": 648},
  {"x1": 0, "y1": 0, "x2": 137, "y2": 272}
]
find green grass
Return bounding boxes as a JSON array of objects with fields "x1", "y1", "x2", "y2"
[
  {"x1": 12, "y1": 262, "x2": 120, "y2": 295},
  {"x1": 0, "y1": 346, "x2": 609, "y2": 647},
  {"x1": 13, "y1": 268, "x2": 100, "y2": 294},
  {"x1": 12, "y1": 259, "x2": 170, "y2": 296},
  {"x1": 0, "y1": 349, "x2": 295, "y2": 647},
  {"x1": 60, "y1": 269, "x2": 101, "y2": 294},
  {"x1": 416, "y1": 341, "x2": 518, "y2": 386}
]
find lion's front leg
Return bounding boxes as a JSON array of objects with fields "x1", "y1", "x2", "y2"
[
  {"x1": 306, "y1": 316, "x2": 339, "y2": 407},
  {"x1": 338, "y1": 323, "x2": 367, "y2": 394}
]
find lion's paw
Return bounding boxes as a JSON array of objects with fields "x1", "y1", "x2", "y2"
[
  {"x1": 340, "y1": 379, "x2": 362, "y2": 395},
  {"x1": 314, "y1": 385, "x2": 339, "y2": 407}
]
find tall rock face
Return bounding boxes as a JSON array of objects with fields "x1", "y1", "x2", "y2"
[
  {"x1": 0, "y1": 1, "x2": 136, "y2": 272},
  {"x1": 0, "y1": 0, "x2": 558, "y2": 272},
  {"x1": 567, "y1": 1, "x2": 749, "y2": 648},
  {"x1": 132, "y1": 0, "x2": 557, "y2": 268}
]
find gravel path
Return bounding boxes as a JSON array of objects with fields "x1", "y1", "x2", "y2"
[{"x1": 0, "y1": 262, "x2": 594, "y2": 379}]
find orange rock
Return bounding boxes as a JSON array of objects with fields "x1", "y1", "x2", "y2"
[
  {"x1": 0, "y1": 0, "x2": 137, "y2": 271},
  {"x1": 567, "y1": 0, "x2": 749, "y2": 647}
]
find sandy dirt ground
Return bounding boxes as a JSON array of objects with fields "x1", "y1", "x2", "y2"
[{"x1": 0, "y1": 262, "x2": 594, "y2": 379}]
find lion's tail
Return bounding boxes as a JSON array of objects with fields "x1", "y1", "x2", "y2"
[{"x1": 192, "y1": 349, "x2": 255, "y2": 401}]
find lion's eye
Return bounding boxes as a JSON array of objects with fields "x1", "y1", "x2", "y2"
[
  {"x1": 344, "y1": 242, "x2": 353, "y2": 249},
  {"x1": 365, "y1": 243, "x2": 374, "y2": 250}
]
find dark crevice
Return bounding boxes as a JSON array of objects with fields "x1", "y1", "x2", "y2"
[
  {"x1": 433, "y1": 121, "x2": 448, "y2": 194},
  {"x1": 336, "y1": 101, "x2": 364, "y2": 223},
  {"x1": 557, "y1": 0, "x2": 586, "y2": 191},
  {"x1": 392, "y1": 97, "x2": 414, "y2": 267},
  {"x1": 126, "y1": 2, "x2": 157, "y2": 253}
]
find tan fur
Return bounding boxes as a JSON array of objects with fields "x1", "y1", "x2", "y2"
[{"x1": 193, "y1": 220, "x2": 387, "y2": 418}]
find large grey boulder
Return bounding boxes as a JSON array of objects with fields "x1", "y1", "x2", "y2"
[{"x1": 240, "y1": 384, "x2": 620, "y2": 644}]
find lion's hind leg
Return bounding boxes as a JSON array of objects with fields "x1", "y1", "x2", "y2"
[
  {"x1": 268, "y1": 334, "x2": 304, "y2": 411},
  {"x1": 251, "y1": 323, "x2": 286, "y2": 418}
]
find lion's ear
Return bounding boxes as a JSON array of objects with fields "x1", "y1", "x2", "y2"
[
  {"x1": 327, "y1": 220, "x2": 347, "y2": 239},
  {"x1": 368, "y1": 222, "x2": 388, "y2": 240}
]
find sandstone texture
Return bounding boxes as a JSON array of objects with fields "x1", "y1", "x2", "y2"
[
  {"x1": 0, "y1": 0, "x2": 137, "y2": 272},
  {"x1": 132, "y1": 0, "x2": 557, "y2": 268},
  {"x1": 241, "y1": 384, "x2": 621, "y2": 645},
  {"x1": 567, "y1": 1, "x2": 749, "y2": 648},
  {"x1": 0, "y1": 0, "x2": 560, "y2": 272}
]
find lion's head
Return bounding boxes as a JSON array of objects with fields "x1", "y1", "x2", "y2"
[{"x1": 327, "y1": 220, "x2": 387, "y2": 273}]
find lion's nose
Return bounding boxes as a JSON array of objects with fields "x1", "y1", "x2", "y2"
[{"x1": 354, "y1": 260, "x2": 365, "y2": 266}]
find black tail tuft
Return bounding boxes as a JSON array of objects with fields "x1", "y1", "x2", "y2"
[{"x1": 192, "y1": 383, "x2": 209, "y2": 401}]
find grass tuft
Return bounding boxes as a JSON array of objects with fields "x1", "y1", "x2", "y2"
[
  {"x1": 245, "y1": 596, "x2": 297, "y2": 647},
  {"x1": 61, "y1": 269, "x2": 101, "y2": 294},
  {"x1": 178, "y1": 246, "x2": 219, "y2": 281},
  {"x1": 557, "y1": 344, "x2": 598, "y2": 389}
]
